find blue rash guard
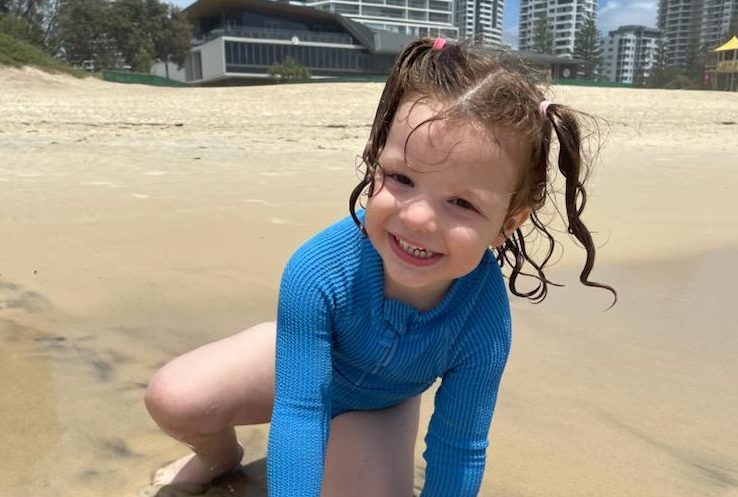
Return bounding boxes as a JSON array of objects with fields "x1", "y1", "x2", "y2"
[{"x1": 267, "y1": 212, "x2": 512, "y2": 497}]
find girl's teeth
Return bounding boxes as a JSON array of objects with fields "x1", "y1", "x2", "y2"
[{"x1": 396, "y1": 236, "x2": 435, "y2": 258}]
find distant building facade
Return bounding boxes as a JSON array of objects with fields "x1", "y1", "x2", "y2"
[
  {"x1": 291, "y1": 0, "x2": 458, "y2": 39},
  {"x1": 455, "y1": 0, "x2": 504, "y2": 45},
  {"x1": 601, "y1": 25, "x2": 661, "y2": 84},
  {"x1": 172, "y1": 0, "x2": 415, "y2": 85},
  {"x1": 658, "y1": 0, "x2": 738, "y2": 68},
  {"x1": 152, "y1": 0, "x2": 588, "y2": 86},
  {"x1": 701, "y1": 0, "x2": 738, "y2": 51},
  {"x1": 518, "y1": 0, "x2": 597, "y2": 56}
]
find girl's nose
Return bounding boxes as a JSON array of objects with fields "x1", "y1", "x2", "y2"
[{"x1": 399, "y1": 197, "x2": 438, "y2": 233}]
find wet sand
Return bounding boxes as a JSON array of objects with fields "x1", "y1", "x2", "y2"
[{"x1": 0, "y1": 67, "x2": 737, "y2": 497}]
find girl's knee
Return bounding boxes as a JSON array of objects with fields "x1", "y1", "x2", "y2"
[{"x1": 144, "y1": 365, "x2": 220, "y2": 435}]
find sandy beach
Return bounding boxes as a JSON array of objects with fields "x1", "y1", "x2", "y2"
[{"x1": 1, "y1": 66, "x2": 737, "y2": 497}]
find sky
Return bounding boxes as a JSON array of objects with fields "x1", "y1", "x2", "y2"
[
  {"x1": 502, "y1": 0, "x2": 659, "y2": 48},
  {"x1": 169, "y1": 0, "x2": 659, "y2": 50}
]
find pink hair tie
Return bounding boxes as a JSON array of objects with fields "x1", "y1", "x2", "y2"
[
  {"x1": 539, "y1": 100, "x2": 552, "y2": 119},
  {"x1": 432, "y1": 37, "x2": 446, "y2": 51}
]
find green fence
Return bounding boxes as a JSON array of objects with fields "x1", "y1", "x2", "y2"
[
  {"x1": 552, "y1": 78, "x2": 633, "y2": 88},
  {"x1": 102, "y1": 70, "x2": 190, "y2": 87}
]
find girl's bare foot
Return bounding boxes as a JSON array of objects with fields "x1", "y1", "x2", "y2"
[{"x1": 151, "y1": 444, "x2": 244, "y2": 489}]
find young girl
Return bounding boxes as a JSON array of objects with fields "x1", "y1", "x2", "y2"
[{"x1": 145, "y1": 37, "x2": 615, "y2": 497}]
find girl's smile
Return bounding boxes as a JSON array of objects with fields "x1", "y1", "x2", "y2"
[{"x1": 388, "y1": 232, "x2": 444, "y2": 266}]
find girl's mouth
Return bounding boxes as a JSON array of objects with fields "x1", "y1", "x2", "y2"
[{"x1": 388, "y1": 233, "x2": 443, "y2": 267}]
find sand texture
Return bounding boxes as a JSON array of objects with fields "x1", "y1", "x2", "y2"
[{"x1": 1, "y1": 66, "x2": 737, "y2": 497}]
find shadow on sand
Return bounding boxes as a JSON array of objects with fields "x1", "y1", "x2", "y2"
[
  {"x1": 141, "y1": 458, "x2": 424, "y2": 497},
  {"x1": 143, "y1": 458, "x2": 267, "y2": 497}
]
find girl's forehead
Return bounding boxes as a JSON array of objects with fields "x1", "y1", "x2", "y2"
[{"x1": 387, "y1": 99, "x2": 514, "y2": 173}]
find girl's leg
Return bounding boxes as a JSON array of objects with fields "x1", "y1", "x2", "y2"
[
  {"x1": 144, "y1": 321, "x2": 277, "y2": 487},
  {"x1": 321, "y1": 395, "x2": 422, "y2": 497}
]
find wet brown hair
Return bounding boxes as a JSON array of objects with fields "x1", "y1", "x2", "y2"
[{"x1": 349, "y1": 37, "x2": 616, "y2": 306}]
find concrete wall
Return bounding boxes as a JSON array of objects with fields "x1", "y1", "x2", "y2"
[
  {"x1": 199, "y1": 38, "x2": 226, "y2": 82},
  {"x1": 150, "y1": 61, "x2": 187, "y2": 82}
]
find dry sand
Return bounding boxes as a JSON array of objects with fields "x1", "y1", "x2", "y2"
[{"x1": 0, "y1": 67, "x2": 737, "y2": 497}]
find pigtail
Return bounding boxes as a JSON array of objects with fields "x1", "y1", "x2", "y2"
[
  {"x1": 547, "y1": 105, "x2": 617, "y2": 306},
  {"x1": 496, "y1": 212, "x2": 561, "y2": 303}
]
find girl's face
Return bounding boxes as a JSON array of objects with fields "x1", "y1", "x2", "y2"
[{"x1": 364, "y1": 98, "x2": 530, "y2": 310}]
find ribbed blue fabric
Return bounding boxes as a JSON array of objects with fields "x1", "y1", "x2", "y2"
[{"x1": 267, "y1": 211, "x2": 512, "y2": 497}]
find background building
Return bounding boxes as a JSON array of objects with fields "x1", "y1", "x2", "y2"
[
  {"x1": 601, "y1": 25, "x2": 661, "y2": 84},
  {"x1": 151, "y1": 0, "x2": 585, "y2": 86},
  {"x1": 657, "y1": 0, "x2": 703, "y2": 67},
  {"x1": 455, "y1": 0, "x2": 504, "y2": 45},
  {"x1": 658, "y1": 0, "x2": 738, "y2": 68},
  {"x1": 292, "y1": 0, "x2": 458, "y2": 39},
  {"x1": 701, "y1": 0, "x2": 738, "y2": 50},
  {"x1": 169, "y1": 0, "x2": 414, "y2": 85},
  {"x1": 518, "y1": 0, "x2": 597, "y2": 56}
]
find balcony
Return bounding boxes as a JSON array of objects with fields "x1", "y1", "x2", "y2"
[{"x1": 195, "y1": 26, "x2": 356, "y2": 46}]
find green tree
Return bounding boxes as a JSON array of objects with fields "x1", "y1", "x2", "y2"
[
  {"x1": 632, "y1": 60, "x2": 646, "y2": 87},
  {"x1": 268, "y1": 55, "x2": 311, "y2": 81},
  {"x1": 531, "y1": 15, "x2": 553, "y2": 54},
  {"x1": 573, "y1": 15, "x2": 601, "y2": 79},
  {"x1": 56, "y1": 0, "x2": 116, "y2": 68},
  {"x1": 153, "y1": 5, "x2": 191, "y2": 67},
  {"x1": 648, "y1": 36, "x2": 673, "y2": 88},
  {"x1": 106, "y1": 0, "x2": 191, "y2": 72},
  {"x1": 0, "y1": 0, "x2": 58, "y2": 48},
  {"x1": 0, "y1": 11, "x2": 37, "y2": 42},
  {"x1": 684, "y1": 33, "x2": 706, "y2": 88}
]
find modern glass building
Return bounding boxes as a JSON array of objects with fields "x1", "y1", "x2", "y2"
[{"x1": 178, "y1": 0, "x2": 415, "y2": 84}]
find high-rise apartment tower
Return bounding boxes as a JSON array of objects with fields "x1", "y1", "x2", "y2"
[
  {"x1": 700, "y1": 0, "x2": 738, "y2": 49},
  {"x1": 456, "y1": 0, "x2": 504, "y2": 45},
  {"x1": 658, "y1": 0, "x2": 738, "y2": 67},
  {"x1": 601, "y1": 25, "x2": 661, "y2": 84},
  {"x1": 518, "y1": 0, "x2": 597, "y2": 56}
]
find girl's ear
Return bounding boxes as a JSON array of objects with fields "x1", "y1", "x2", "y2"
[{"x1": 491, "y1": 207, "x2": 532, "y2": 247}]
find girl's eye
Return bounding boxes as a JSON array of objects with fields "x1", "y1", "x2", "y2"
[
  {"x1": 450, "y1": 198, "x2": 477, "y2": 212},
  {"x1": 386, "y1": 173, "x2": 413, "y2": 186}
]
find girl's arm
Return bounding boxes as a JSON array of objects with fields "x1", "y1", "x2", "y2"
[
  {"x1": 420, "y1": 325, "x2": 511, "y2": 496},
  {"x1": 267, "y1": 249, "x2": 334, "y2": 497}
]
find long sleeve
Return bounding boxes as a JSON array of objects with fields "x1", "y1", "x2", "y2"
[
  {"x1": 420, "y1": 324, "x2": 510, "y2": 497},
  {"x1": 267, "y1": 249, "x2": 334, "y2": 497}
]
